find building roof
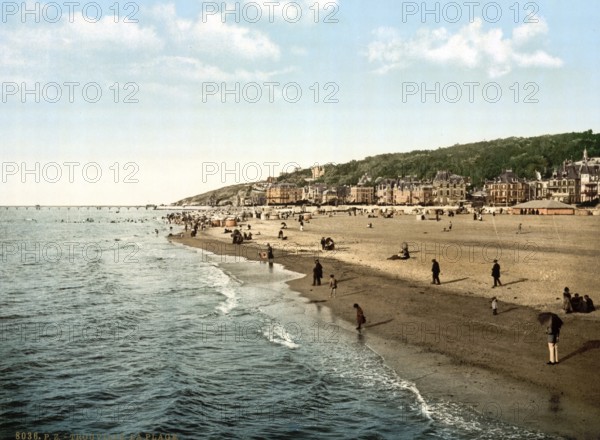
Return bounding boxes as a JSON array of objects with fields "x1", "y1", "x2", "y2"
[
  {"x1": 488, "y1": 169, "x2": 526, "y2": 183},
  {"x1": 552, "y1": 161, "x2": 580, "y2": 180},
  {"x1": 512, "y1": 200, "x2": 576, "y2": 209},
  {"x1": 433, "y1": 170, "x2": 464, "y2": 183},
  {"x1": 579, "y1": 162, "x2": 600, "y2": 176}
]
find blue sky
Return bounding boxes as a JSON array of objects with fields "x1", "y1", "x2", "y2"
[{"x1": 1, "y1": 0, "x2": 599, "y2": 204}]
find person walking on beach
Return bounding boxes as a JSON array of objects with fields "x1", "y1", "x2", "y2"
[
  {"x1": 491, "y1": 260, "x2": 502, "y2": 288},
  {"x1": 329, "y1": 274, "x2": 337, "y2": 298},
  {"x1": 491, "y1": 297, "x2": 498, "y2": 315},
  {"x1": 546, "y1": 318, "x2": 561, "y2": 365},
  {"x1": 353, "y1": 303, "x2": 366, "y2": 331},
  {"x1": 517, "y1": 223, "x2": 522, "y2": 234},
  {"x1": 312, "y1": 259, "x2": 323, "y2": 286},
  {"x1": 267, "y1": 243, "x2": 274, "y2": 266},
  {"x1": 431, "y1": 259, "x2": 441, "y2": 285}
]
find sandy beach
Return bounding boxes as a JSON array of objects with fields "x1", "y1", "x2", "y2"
[{"x1": 171, "y1": 211, "x2": 600, "y2": 439}]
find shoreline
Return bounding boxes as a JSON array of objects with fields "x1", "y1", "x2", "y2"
[{"x1": 170, "y1": 222, "x2": 600, "y2": 439}]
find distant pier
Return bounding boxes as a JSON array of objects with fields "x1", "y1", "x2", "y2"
[{"x1": 0, "y1": 205, "x2": 158, "y2": 211}]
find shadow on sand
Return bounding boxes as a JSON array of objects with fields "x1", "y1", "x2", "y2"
[
  {"x1": 365, "y1": 319, "x2": 394, "y2": 329},
  {"x1": 561, "y1": 340, "x2": 600, "y2": 363},
  {"x1": 442, "y1": 277, "x2": 470, "y2": 285},
  {"x1": 498, "y1": 306, "x2": 520, "y2": 315},
  {"x1": 503, "y1": 278, "x2": 528, "y2": 287}
]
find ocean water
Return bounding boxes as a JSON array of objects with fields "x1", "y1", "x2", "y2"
[{"x1": 0, "y1": 209, "x2": 557, "y2": 439}]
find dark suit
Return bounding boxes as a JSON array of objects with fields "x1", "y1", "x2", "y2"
[
  {"x1": 431, "y1": 261, "x2": 441, "y2": 285},
  {"x1": 313, "y1": 262, "x2": 323, "y2": 285},
  {"x1": 492, "y1": 263, "x2": 502, "y2": 287}
]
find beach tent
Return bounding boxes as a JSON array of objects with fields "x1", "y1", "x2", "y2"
[{"x1": 510, "y1": 200, "x2": 576, "y2": 215}]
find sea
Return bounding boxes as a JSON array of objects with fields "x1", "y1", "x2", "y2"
[{"x1": 0, "y1": 209, "x2": 558, "y2": 440}]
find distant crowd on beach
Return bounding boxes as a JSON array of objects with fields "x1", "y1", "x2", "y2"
[
  {"x1": 162, "y1": 204, "x2": 544, "y2": 245},
  {"x1": 166, "y1": 207, "x2": 597, "y2": 365}
]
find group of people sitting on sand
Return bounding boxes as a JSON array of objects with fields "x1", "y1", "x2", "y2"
[
  {"x1": 229, "y1": 228, "x2": 253, "y2": 244},
  {"x1": 562, "y1": 287, "x2": 595, "y2": 313},
  {"x1": 320, "y1": 237, "x2": 335, "y2": 251}
]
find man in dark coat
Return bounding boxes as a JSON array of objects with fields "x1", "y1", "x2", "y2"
[
  {"x1": 267, "y1": 243, "x2": 274, "y2": 266},
  {"x1": 431, "y1": 259, "x2": 441, "y2": 285},
  {"x1": 491, "y1": 260, "x2": 502, "y2": 287},
  {"x1": 312, "y1": 259, "x2": 323, "y2": 286}
]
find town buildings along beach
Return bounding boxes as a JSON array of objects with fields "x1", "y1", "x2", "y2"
[{"x1": 255, "y1": 149, "x2": 600, "y2": 207}]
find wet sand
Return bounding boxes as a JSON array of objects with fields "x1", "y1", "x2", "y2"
[{"x1": 171, "y1": 212, "x2": 600, "y2": 439}]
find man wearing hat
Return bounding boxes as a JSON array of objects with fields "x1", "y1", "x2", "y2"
[
  {"x1": 312, "y1": 259, "x2": 323, "y2": 286},
  {"x1": 491, "y1": 260, "x2": 502, "y2": 288}
]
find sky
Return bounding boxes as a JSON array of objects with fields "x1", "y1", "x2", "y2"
[{"x1": 1, "y1": 0, "x2": 599, "y2": 205}]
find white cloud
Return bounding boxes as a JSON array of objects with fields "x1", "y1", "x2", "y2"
[
  {"x1": 65, "y1": 16, "x2": 164, "y2": 50},
  {"x1": 204, "y1": 15, "x2": 280, "y2": 60},
  {"x1": 512, "y1": 50, "x2": 563, "y2": 68},
  {"x1": 512, "y1": 20, "x2": 549, "y2": 46},
  {"x1": 0, "y1": 3, "x2": 287, "y2": 87},
  {"x1": 155, "y1": 3, "x2": 280, "y2": 60},
  {"x1": 0, "y1": 17, "x2": 163, "y2": 53},
  {"x1": 367, "y1": 18, "x2": 563, "y2": 78}
]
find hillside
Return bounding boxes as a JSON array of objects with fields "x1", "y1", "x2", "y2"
[
  {"x1": 175, "y1": 130, "x2": 599, "y2": 205},
  {"x1": 176, "y1": 183, "x2": 265, "y2": 207},
  {"x1": 278, "y1": 130, "x2": 599, "y2": 186}
]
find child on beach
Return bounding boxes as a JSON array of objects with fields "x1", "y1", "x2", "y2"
[
  {"x1": 491, "y1": 297, "x2": 498, "y2": 315},
  {"x1": 354, "y1": 303, "x2": 366, "y2": 330},
  {"x1": 329, "y1": 274, "x2": 337, "y2": 298}
]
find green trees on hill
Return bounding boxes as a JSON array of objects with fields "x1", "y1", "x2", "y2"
[
  {"x1": 176, "y1": 131, "x2": 600, "y2": 205},
  {"x1": 278, "y1": 131, "x2": 599, "y2": 187}
]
